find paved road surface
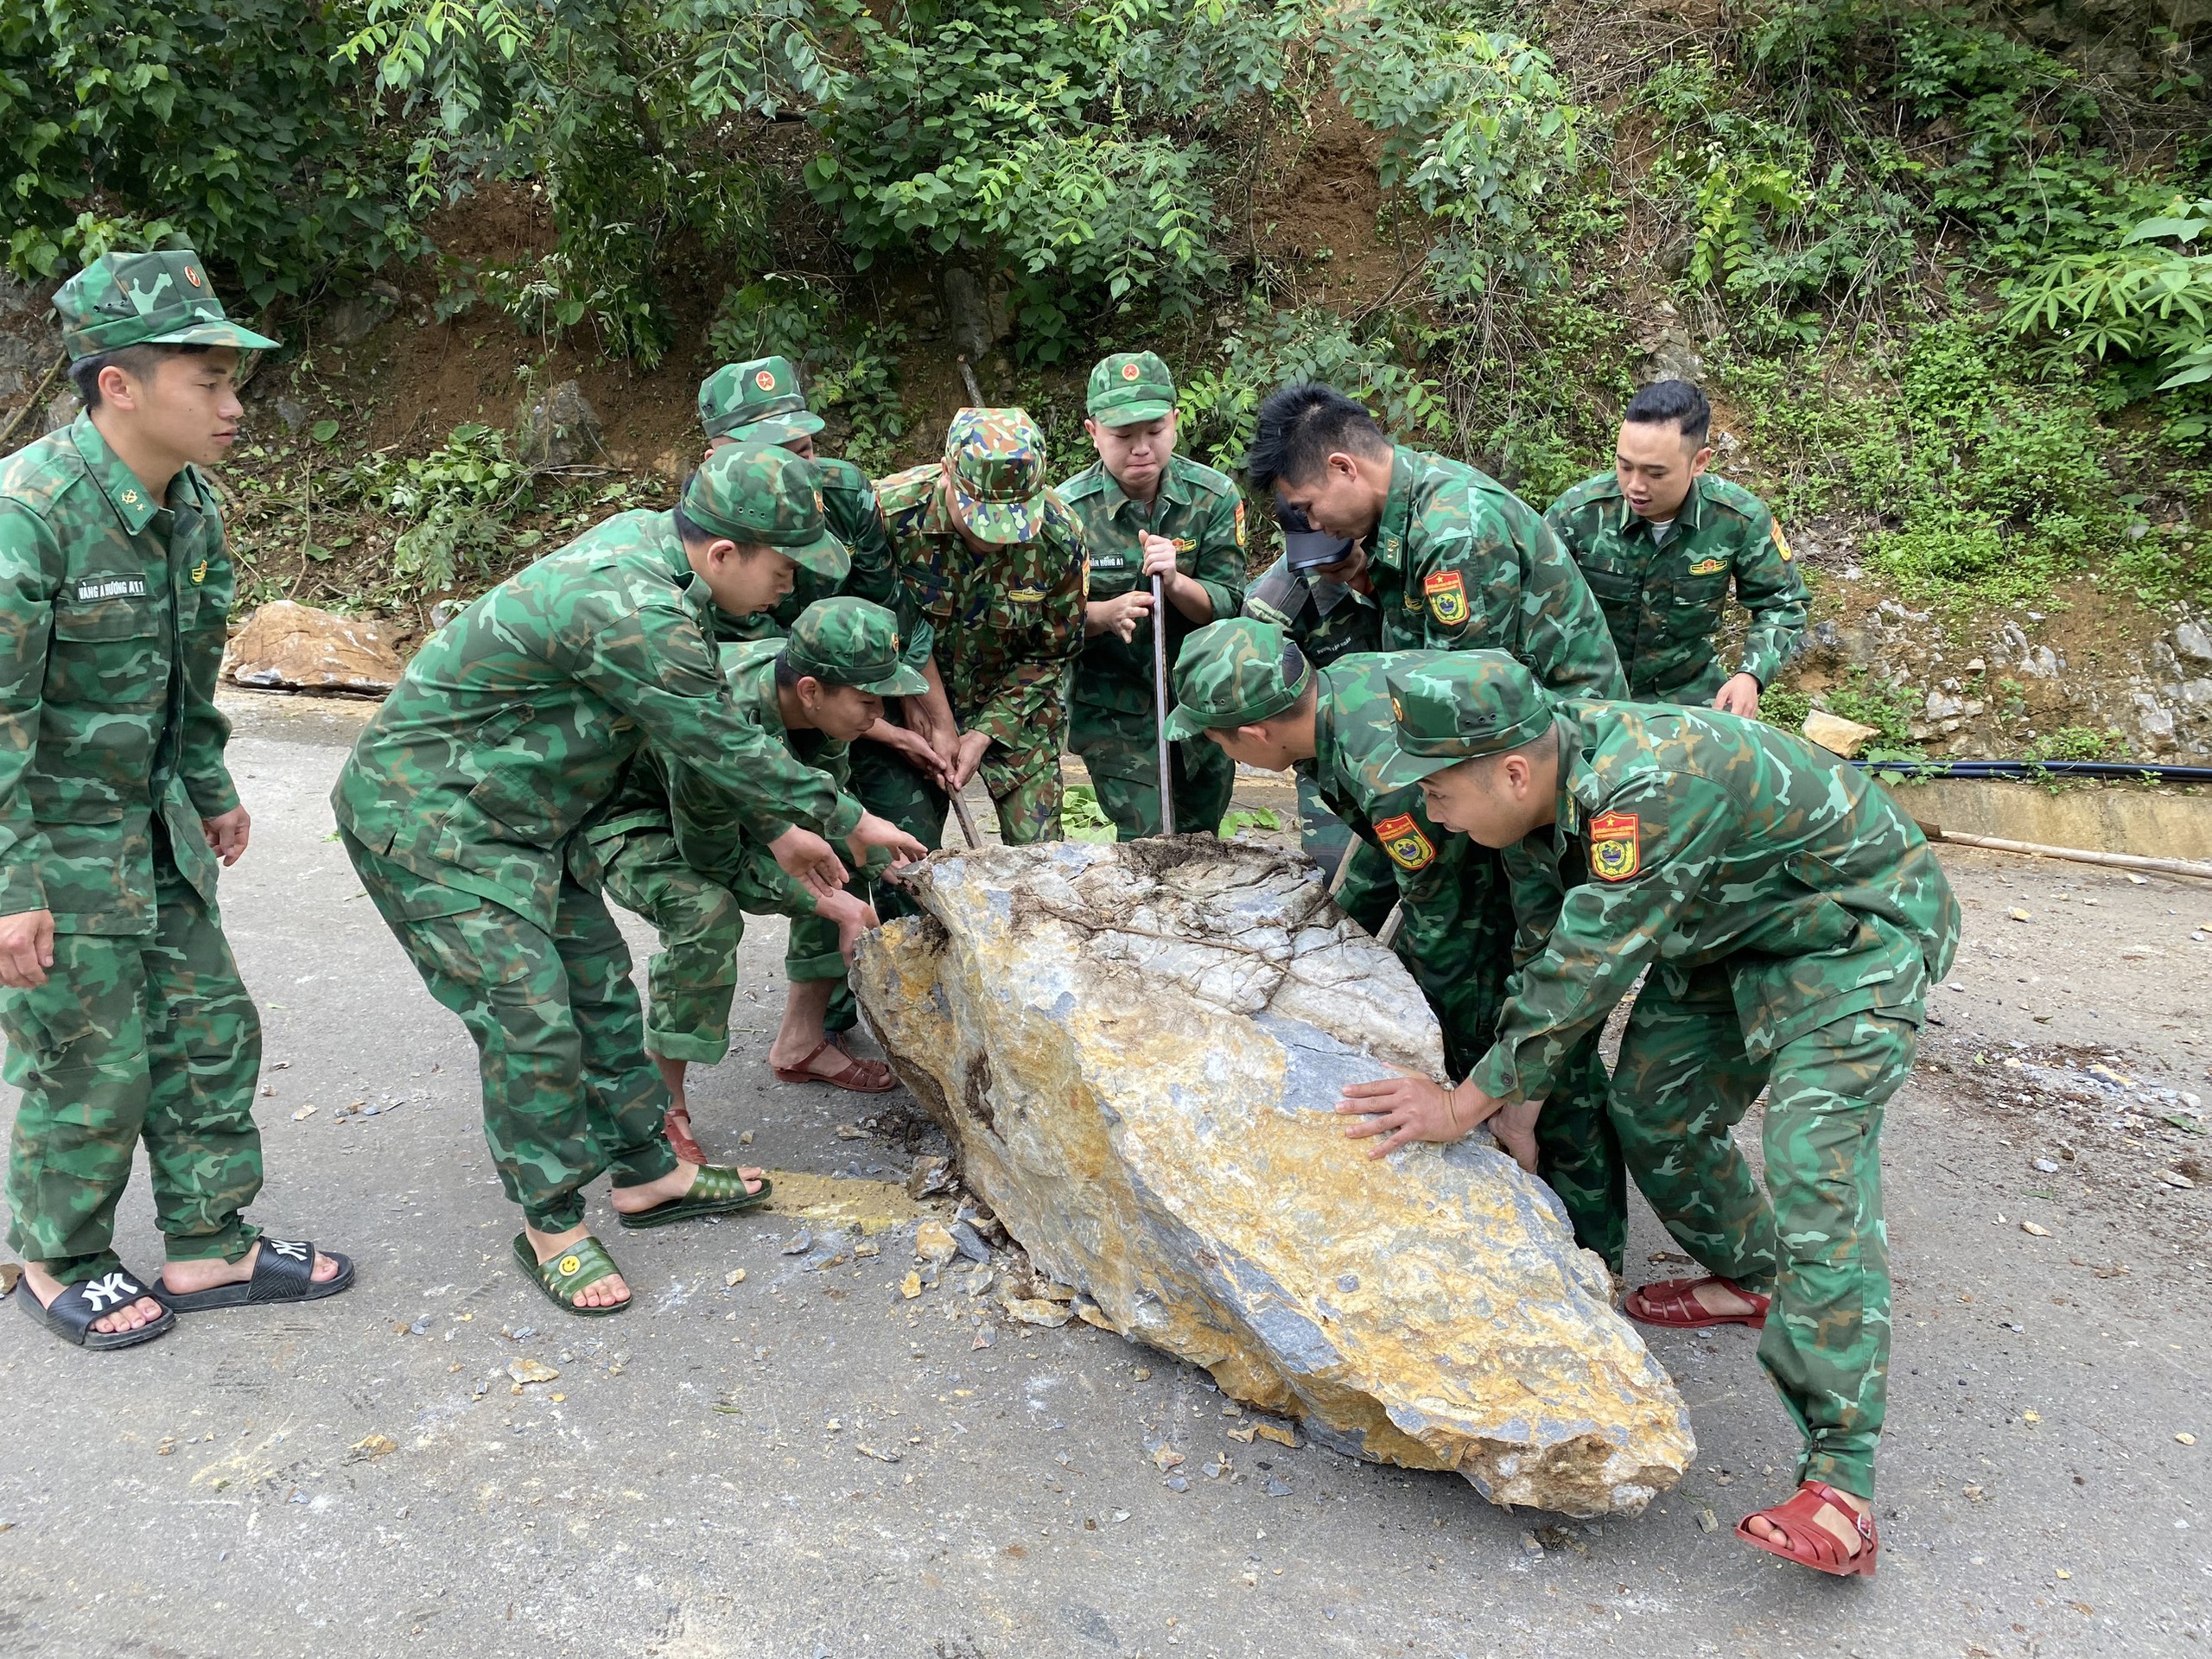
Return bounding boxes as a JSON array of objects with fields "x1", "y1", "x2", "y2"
[{"x1": 3, "y1": 694, "x2": 2207, "y2": 1658}]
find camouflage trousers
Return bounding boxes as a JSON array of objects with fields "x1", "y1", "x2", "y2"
[
  {"x1": 1, "y1": 859, "x2": 264, "y2": 1283},
  {"x1": 848, "y1": 723, "x2": 1063, "y2": 875},
  {"x1": 344, "y1": 832, "x2": 675, "y2": 1233},
  {"x1": 1069, "y1": 699, "x2": 1235, "y2": 840},
  {"x1": 1293, "y1": 764, "x2": 1356, "y2": 873},
  {"x1": 1611, "y1": 962, "x2": 1920, "y2": 1497}
]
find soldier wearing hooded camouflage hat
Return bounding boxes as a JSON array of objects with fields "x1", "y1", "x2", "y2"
[
  {"x1": 1544, "y1": 380, "x2": 1807, "y2": 715},
  {"x1": 334, "y1": 441, "x2": 925, "y2": 1318},
  {"x1": 0, "y1": 250, "x2": 354, "y2": 1351},
  {"x1": 873, "y1": 409, "x2": 1086, "y2": 846},
  {"x1": 689, "y1": 356, "x2": 953, "y2": 1076},
  {"x1": 1358, "y1": 652, "x2": 1959, "y2": 1580},
  {"x1": 580, "y1": 597, "x2": 930, "y2": 1158},
  {"x1": 1055, "y1": 352, "x2": 1247, "y2": 839},
  {"x1": 1164, "y1": 618, "x2": 1624, "y2": 1270}
]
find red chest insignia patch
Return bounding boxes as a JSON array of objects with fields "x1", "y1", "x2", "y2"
[
  {"x1": 1588, "y1": 810, "x2": 1640, "y2": 881},
  {"x1": 1422, "y1": 569, "x2": 1469, "y2": 628},
  {"x1": 1373, "y1": 812, "x2": 1435, "y2": 872}
]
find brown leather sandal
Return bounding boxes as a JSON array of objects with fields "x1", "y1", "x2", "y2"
[
  {"x1": 1624, "y1": 1274, "x2": 1770, "y2": 1329},
  {"x1": 1736, "y1": 1480, "x2": 1878, "y2": 1578},
  {"x1": 771, "y1": 1039, "x2": 897, "y2": 1094}
]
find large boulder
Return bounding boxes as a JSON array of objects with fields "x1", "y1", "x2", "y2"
[
  {"x1": 221, "y1": 601, "x2": 404, "y2": 695},
  {"x1": 854, "y1": 839, "x2": 1694, "y2": 1517}
]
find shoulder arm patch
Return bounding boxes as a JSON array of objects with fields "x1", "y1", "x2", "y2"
[
  {"x1": 1586, "y1": 809, "x2": 1640, "y2": 881},
  {"x1": 1372, "y1": 811, "x2": 1436, "y2": 872}
]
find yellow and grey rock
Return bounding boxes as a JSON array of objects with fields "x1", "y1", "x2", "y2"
[{"x1": 854, "y1": 839, "x2": 1694, "y2": 1516}]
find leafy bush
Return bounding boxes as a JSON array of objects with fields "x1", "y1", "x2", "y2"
[
  {"x1": 0, "y1": 0, "x2": 423, "y2": 300},
  {"x1": 346, "y1": 423, "x2": 537, "y2": 600},
  {"x1": 705, "y1": 275, "x2": 909, "y2": 471},
  {"x1": 1819, "y1": 667, "x2": 1921, "y2": 758},
  {"x1": 2000, "y1": 197, "x2": 2212, "y2": 389},
  {"x1": 1759, "y1": 686, "x2": 1813, "y2": 732},
  {"x1": 1324, "y1": 0, "x2": 1582, "y2": 303}
]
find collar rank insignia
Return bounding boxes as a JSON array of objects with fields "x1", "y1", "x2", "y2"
[
  {"x1": 1588, "y1": 810, "x2": 1641, "y2": 882},
  {"x1": 1421, "y1": 568, "x2": 1469, "y2": 628},
  {"x1": 191, "y1": 559, "x2": 208, "y2": 584},
  {"x1": 1373, "y1": 811, "x2": 1434, "y2": 873}
]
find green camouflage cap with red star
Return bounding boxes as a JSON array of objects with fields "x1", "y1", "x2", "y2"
[
  {"x1": 698, "y1": 355, "x2": 825, "y2": 443},
  {"x1": 54, "y1": 251, "x2": 280, "y2": 362},
  {"x1": 682, "y1": 441, "x2": 849, "y2": 577}
]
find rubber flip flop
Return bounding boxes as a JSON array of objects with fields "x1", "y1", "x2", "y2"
[
  {"x1": 1736, "y1": 1480, "x2": 1879, "y2": 1578},
  {"x1": 1624, "y1": 1274, "x2": 1770, "y2": 1330},
  {"x1": 511, "y1": 1233, "x2": 630, "y2": 1319},
  {"x1": 771, "y1": 1039, "x2": 898, "y2": 1094},
  {"x1": 615, "y1": 1165, "x2": 773, "y2": 1230},
  {"x1": 17, "y1": 1265, "x2": 175, "y2": 1351},
  {"x1": 160, "y1": 1239, "x2": 356, "y2": 1312}
]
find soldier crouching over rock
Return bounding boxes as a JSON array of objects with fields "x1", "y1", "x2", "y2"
[{"x1": 1351, "y1": 649, "x2": 1957, "y2": 1579}]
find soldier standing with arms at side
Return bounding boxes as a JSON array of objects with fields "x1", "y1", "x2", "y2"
[
  {"x1": 1057, "y1": 353, "x2": 1246, "y2": 839},
  {"x1": 1, "y1": 251, "x2": 351, "y2": 1349},
  {"x1": 874, "y1": 410, "x2": 1085, "y2": 845},
  {"x1": 1243, "y1": 382, "x2": 1631, "y2": 1268},
  {"x1": 334, "y1": 442, "x2": 919, "y2": 1318},
  {"x1": 1352, "y1": 652, "x2": 1958, "y2": 1578},
  {"x1": 1545, "y1": 379, "x2": 1807, "y2": 716}
]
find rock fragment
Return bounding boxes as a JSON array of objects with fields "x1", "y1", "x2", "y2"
[{"x1": 221, "y1": 601, "x2": 405, "y2": 696}]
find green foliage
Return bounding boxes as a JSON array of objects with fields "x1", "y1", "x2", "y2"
[
  {"x1": 0, "y1": 0, "x2": 423, "y2": 301},
  {"x1": 804, "y1": 0, "x2": 1241, "y2": 361},
  {"x1": 2025, "y1": 725, "x2": 2116, "y2": 762},
  {"x1": 2000, "y1": 197, "x2": 2212, "y2": 390},
  {"x1": 1060, "y1": 783, "x2": 1117, "y2": 842},
  {"x1": 343, "y1": 0, "x2": 826, "y2": 364},
  {"x1": 1759, "y1": 686, "x2": 1813, "y2": 733},
  {"x1": 1178, "y1": 303, "x2": 1450, "y2": 471},
  {"x1": 1221, "y1": 806, "x2": 1283, "y2": 835},
  {"x1": 1819, "y1": 667, "x2": 1919, "y2": 753},
  {"x1": 347, "y1": 423, "x2": 535, "y2": 599},
  {"x1": 1324, "y1": 0, "x2": 1581, "y2": 303},
  {"x1": 706, "y1": 275, "x2": 910, "y2": 471}
]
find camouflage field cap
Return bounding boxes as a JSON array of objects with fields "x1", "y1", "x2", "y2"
[
  {"x1": 785, "y1": 596, "x2": 929, "y2": 696},
  {"x1": 54, "y1": 250, "x2": 280, "y2": 363},
  {"x1": 1375, "y1": 652, "x2": 1559, "y2": 789},
  {"x1": 1164, "y1": 617, "x2": 1313, "y2": 741},
  {"x1": 682, "y1": 441, "x2": 849, "y2": 578},
  {"x1": 944, "y1": 407, "x2": 1048, "y2": 544},
  {"x1": 698, "y1": 355, "x2": 824, "y2": 443},
  {"x1": 1086, "y1": 351, "x2": 1176, "y2": 425}
]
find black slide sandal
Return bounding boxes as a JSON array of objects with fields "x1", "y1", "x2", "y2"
[
  {"x1": 17, "y1": 1267, "x2": 175, "y2": 1350},
  {"x1": 161, "y1": 1239, "x2": 356, "y2": 1312}
]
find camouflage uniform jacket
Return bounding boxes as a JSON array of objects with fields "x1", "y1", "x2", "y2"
[
  {"x1": 1369, "y1": 447, "x2": 1624, "y2": 697},
  {"x1": 1057, "y1": 454, "x2": 1247, "y2": 715},
  {"x1": 1470, "y1": 699, "x2": 1961, "y2": 1107},
  {"x1": 1311, "y1": 652, "x2": 1484, "y2": 954},
  {"x1": 1543, "y1": 472, "x2": 1808, "y2": 702},
  {"x1": 715, "y1": 457, "x2": 907, "y2": 649},
  {"x1": 874, "y1": 465, "x2": 1085, "y2": 750},
  {"x1": 0, "y1": 415, "x2": 234, "y2": 932},
  {"x1": 584, "y1": 639, "x2": 859, "y2": 922},
  {"x1": 332, "y1": 510, "x2": 860, "y2": 931}
]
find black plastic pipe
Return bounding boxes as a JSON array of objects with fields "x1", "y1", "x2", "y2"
[{"x1": 1853, "y1": 758, "x2": 2212, "y2": 784}]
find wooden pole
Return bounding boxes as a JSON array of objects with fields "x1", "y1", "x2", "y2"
[{"x1": 1926, "y1": 826, "x2": 2212, "y2": 882}]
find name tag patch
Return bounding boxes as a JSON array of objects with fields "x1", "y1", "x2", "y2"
[{"x1": 74, "y1": 575, "x2": 147, "y2": 601}]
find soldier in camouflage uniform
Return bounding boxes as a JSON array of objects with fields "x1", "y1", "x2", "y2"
[
  {"x1": 1057, "y1": 352, "x2": 1246, "y2": 838},
  {"x1": 608, "y1": 359, "x2": 948, "y2": 1097},
  {"x1": 874, "y1": 409, "x2": 1085, "y2": 846},
  {"x1": 581, "y1": 598, "x2": 929, "y2": 1155},
  {"x1": 334, "y1": 442, "x2": 921, "y2": 1316},
  {"x1": 0, "y1": 251, "x2": 354, "y2": 1350},
  {"x1": 1361, "y1": 652, "x2": 1958, "y2": 1576},
  {"x1": 1544, "y1": 379, "x2": 1807, "y2": 714},
  {"x1": 1163, "y1": 620, "x2": 1624, "y2": 1270}
]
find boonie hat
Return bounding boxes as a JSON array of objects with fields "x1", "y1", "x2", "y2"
[
  {"x1": 1086, "y1": 351, "x2": 1176, "y2": 426},
  {"x1": 54, "y1": 250, "x2": 280, "y2": 362},
  {"x1": 1373, "y1": 652, "x2": 1559, "y2": 790},
  {"x1": 699, "y1": 355, "x2": 824, "y2": 443},
  {"x1": 944, "y1": 408, "x2": 1049, "y2": 545},
  {"x1": 1277, "y1": 500, "x2": 1354, "y2": 571},
  {"x1": 683, "y1": 442, "x2": 849, "y2": 579},
  {"x1": 785, "y1": 597, "x2": 929, "y2": 696},
  {"x1": 1164, "y1": 618, "x2": 1313, "y2": 741}
]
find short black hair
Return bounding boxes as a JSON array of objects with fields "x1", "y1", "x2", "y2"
[
  {"x1": 1244, "y1": 383, "x2": 1390, "y2": 493},
  {"x1": 1623, "y1": 379, "x2": 1711, "y2": 446},
  {"x1": 68, "y1": 342, "x2": 214, "y2": 411},
  {"x1": 772, "y1": 649, "x2": 802, "y2": 691},
  {"x1": 671, "y1": 499, "x2": 709, "y2": 545}
]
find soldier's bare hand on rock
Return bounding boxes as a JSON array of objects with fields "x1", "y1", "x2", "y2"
[
  {"x1": 848, "y1": 812, "x2": 928, "y2": 870},
  {"x1": 201, "y1": 805, "x2": 251, "y2": 866},
  {"x1": 1338, "y1": 1070, "x2": 1505, "y2": 1158},
  {"x1": 1711, "y1": 672, "x2": 1762, "y2": 719},
  {"x1": 0, "y1": 907, "x2": 55, "y2": 988},
  {"x1": 815, "y1": 888, "x2": 881, "y2": 965}
]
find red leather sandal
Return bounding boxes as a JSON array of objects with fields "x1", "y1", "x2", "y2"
[
  {"x1": 1736, "y1": 1480, "x2": 1878, "y2": 1578},
  {"x1": 664, "y1": 1104, "x2": 708, "y2": 1166},
  {"x1": 772, "y1": 1039, "x2": 898, "y2": 1094},
  {"x1": 1624, "y1": 1274, "x2": 1770, "y2": 1329}
]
